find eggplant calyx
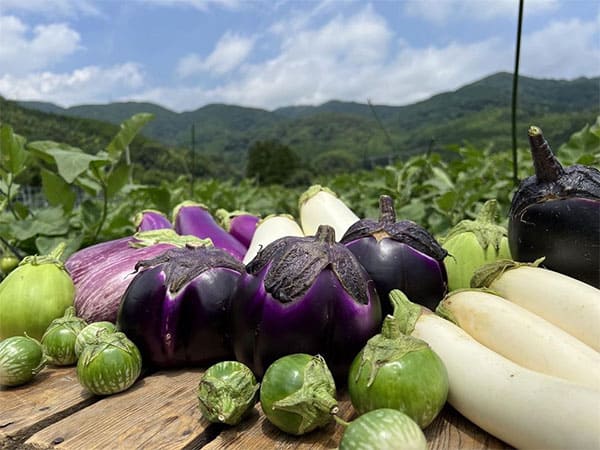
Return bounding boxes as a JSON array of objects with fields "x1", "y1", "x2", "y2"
[
  {"x1": 135, "y1": 246, "x2": 244, "y2": 293},
  {"x1": 20, "y1": 242, "x2": 67, "y2": 268},
  {"x1": 441, "y1": 200, "x2": 507, "y2": 251},
  {"x1": 470, "y1": 258, "x2": 545, "y2": 288},
  {"x1": 271, "y1": 355, "x2": 338, "y2": 434},
  {"x1": 129, "y1": 229, "x2": 210, "y2": 249},
  {"x1": 298, "y1": 184, "x2": 337, "y2": 209},
  {"x1": 249, "y1": 229, "x2": 370, "y2": 305},
  {"x1": 198, "y1": 370, "x2": 259, "y2": 425},
  {"x1": 354, "y1": 323, "x2": 429, "y2": 388},
  {"x1": 528, "y1": 126, "x2": 565, "y2": 183},
  {"x1": 388, "y1": 290, "x2": 423, "y2": 334}
]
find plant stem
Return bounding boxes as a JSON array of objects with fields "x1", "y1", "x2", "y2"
[
  {"x1": 511, "y1": 0, "x2": 524, "y2": 186},
  {"x1": 93, "y1": 183, "x2": 109, "y2": 243}
]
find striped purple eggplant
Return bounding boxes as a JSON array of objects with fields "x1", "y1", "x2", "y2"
[
  {"x1": 65, "y1": 230, "x2": 206, "y2": 323},
  {"x1": 133, "y1": 209, "x2": 172, "y2": 232},
  {"x1": 231, "y1": 225, "x2": 382, "y2": 381},
  {"x1": 173, "y1": 202, "x2": 247, "y2": 261},
  {"x1": 341, "y1": 195, "x2": 448, "y2": 314},
  {"x1": 215, "y1": 209, "x2": 260, "y2": 248},
  {"x1": 116, "y1": 245, "x2": 245, "y2": 368}
]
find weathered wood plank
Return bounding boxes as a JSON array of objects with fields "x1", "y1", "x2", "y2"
[
  {"x1": 203, "y1": 396, "x2": 354, "y2": 450},
  {"x1": 203, "y1": 393, "x2": 511, "y2": 449},
  {"x1": 0, "y1": 367, "x2": 94, "y2": 449},
  {"x1": 22, "y1": 370, "x2": 208, "y2": 450}
]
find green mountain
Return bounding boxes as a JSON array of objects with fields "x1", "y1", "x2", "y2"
[{"x1": 13, "y1": 72, "x2": 600, "y2": 173}]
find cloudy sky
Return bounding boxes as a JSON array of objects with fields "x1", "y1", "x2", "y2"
[{"x1": 0, "y1": 0, "x2": 598, "y2": 112}]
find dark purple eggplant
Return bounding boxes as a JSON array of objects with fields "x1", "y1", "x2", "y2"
[
  {"x1": 231, "y1": 225, "x2": 382, "y2": 381},
  {"x1": 340, "y1": 195, "x2": 448, "y2": 314},
  {"x1": 173, "y1": 202, "x2": 247, "y2": 261},
  {"x1": 116, "y1": 245, "x2": 245, "y2": 368},
  {"x1": 509, "y1": 126, "x2": 600, "y2": 288}
]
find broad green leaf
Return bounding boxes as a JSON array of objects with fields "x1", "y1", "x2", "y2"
[
  {"x1": 10, "y1": 207, "x2": 69, "y2": 241},
  {"x1": 0, "y1": 125, "x2": 27, "y2": 175},
  {"x1": 106, "y1": 113, "x2": 154, "y2": 160},
  {"x1": 41, "y1": 168, "x2": 76, "y2": 212},
  {"x1": 28, "y1": 141, "x2": 110, "y2": 183},
  {"x1": 36, "y1": 234, "x2": 82, "y2": 259},
  {"x1": 106, "y1": 161, "x2": 132, "y2": 199}
]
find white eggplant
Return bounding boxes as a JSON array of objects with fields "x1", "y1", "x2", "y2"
[
  {"x1": 390, "y1": 290, "x2": 600, "y2": 450},
  {"x1": 299, "y1": 185, "x2": 359, "y2": 240},
  {"x1": 242, "y1": 214, "x2": 304, "y2": 265},
  {"x1": 472, "y1": 260, "x2": 600, "y2": 351},
  {"x1": 437, "y1": 289, "x2": 600, "y2": 390}
]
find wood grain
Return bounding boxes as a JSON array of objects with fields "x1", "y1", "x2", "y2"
[
  {"x1": 22, "y1": 370, "x2": 208, "y2": 450},
  {"x1": 0, "y1": 367, "x2": 94, "y2": 448},
  {"x1": 3, "y1": 367, "x2": 512, "y2": 450}
]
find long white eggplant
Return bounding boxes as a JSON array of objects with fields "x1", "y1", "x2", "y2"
[
  {"x1": 437, "y1": 289, "x2": 600, "y2": 390},
  {"x1": 390, "y1": 290, "x2": 600, "y2": 450},
  {"x1": 298, "y1": 185, "x2": 359, "y2": 240},
  {"x1": 472, "y1": 260, "x2": 600, "y2": 351},
  {"x1": 242, "y1": 214, "x2": 304, "y2": 265}
]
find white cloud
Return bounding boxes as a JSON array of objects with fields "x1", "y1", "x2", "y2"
[
  {"x1": 0, "y1": 0, "x2": 101, "y2": 17},
  {"x1": 176, "y1": 32, "x2": 255, "y2": 77},
  {"x1": 405, "y1": 0, "x2": 560, "y2": 23},
  {"x1": 520, "y1": 18, "x2": 600, "y2": 78},
  {"x1": 0, "y1": 63, "x2": 145, "y2": 106},
  {"x1": 140, "y1": 0, "x2": 241, "y2": 11},
  {"x1": 0, "y1": 15, "x2": 81, "y2": 75}
]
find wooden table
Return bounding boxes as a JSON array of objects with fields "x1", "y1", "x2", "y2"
[{"x1": 1, "y1": 367, "x2": 510, "y2": 450}]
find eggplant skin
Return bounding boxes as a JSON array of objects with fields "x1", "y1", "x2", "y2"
[
  {"x1": 231, "y1": 264, "x2": 382, "y2": 382},
  {"x1": 344, "y1": 237, "x2": 448, "y2": 314},
  {"x1": 509, "y1": 197, "x2": 600, "y2": 288},
  {"x1": 117, "y1": 266, "x2": 241, "y2": 368}
]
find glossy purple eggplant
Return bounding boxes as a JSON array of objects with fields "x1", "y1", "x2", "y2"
[
  {"x1": 173, "y1": 202, "x2": 247, "y2": 261},
  {"x1": 134, "y1": 209, "x2": 172, "y2": 232},
  {"x1": 231, "y1": 225, "x2": 382, "y2": 381},
  {"x1": 65, "y1": 230, "x2": 205, "y2": 323},
  {"x1": 116, "y1": 245, "x2": 245, "y2": 368},
  {"x1": 341, "y1": 195, "x2": 448, "y2": 314},
  {"x1": 215, "y1": 209, "x2": 260, "y2": 248},
  {"x1": 509, "y1": 126, "x2": 600, "y2": 288}
]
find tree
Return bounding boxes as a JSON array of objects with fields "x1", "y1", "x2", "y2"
[{"x1": 246, "y1": 140, "x2": 302, "y2": 185}]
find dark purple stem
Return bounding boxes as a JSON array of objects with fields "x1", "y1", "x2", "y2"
[
  {"x1": 528, "y1": 126, "x2": 565, "y2": 183},
  {"x1": 379, "y1": 195, "x2": 397, "y2": 225}
]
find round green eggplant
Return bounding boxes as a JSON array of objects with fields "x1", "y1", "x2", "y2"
[
  {"x1": 76, "y1": 331, "x2": 142, "y2": 395},
  {"x1": 260, "y1": 353, "x2": 338, "y2": 436},
  {"x1": 74, "y1": 321, "x2": 116, "y2": 358},
  {"x1": 42, "y1": 307, "x2": 87, "y2": 366},
  {"x1": 0, "y1": 335, "x2": 46, "y2": 386}
]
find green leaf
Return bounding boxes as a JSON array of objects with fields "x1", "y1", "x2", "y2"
[
  {"x1": 36, "y1": 234, "x2": 82, "y2": 259},
  {"x1": 0, "y1": 124, "x2": 27, "y2": 175},
  {"x1": 106, "y1": 161, "x2": 132, "y2": 199},
  {"x1": 41, "y1": 168, "x2": 77, "y2": 212},
  {"x1": 106, "y1": 113, "x2": 154, "y2": 161},
  {"x1": 28, "y1": 141, "x2": 110, "y2": 183},
  {"x1": 80, "y1": 199, "x2": 102, "y2": 231},
  {"x1": 10, "y1": 207, "x2": 69, "y2": 241}
]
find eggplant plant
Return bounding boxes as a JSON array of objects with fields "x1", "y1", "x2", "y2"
[
  {"x1": 116, "y1": 244, "x2": 245, "y2": 368},
  {"x1": 509, "y1": 126, "x2": 600, "y2": 288},
  {"x1": 232, "y1": 225, "x2": 382, "y2": 381}
]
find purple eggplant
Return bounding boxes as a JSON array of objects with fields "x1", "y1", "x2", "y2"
[
  {"x1": 173, "y1": 201, "x2": 247, "y2": 261},
  {"x1": 341, "y1": 195, "x2": 448, "y2": 314},
  {"x1": 133, "y1": 209, "x2": 172, "y2": 232},
  {"x1": 116, "y1": 245, "x2": 245, "y2": 368},
  {"x1": 215, "y1": 209, "x2": 260, "y2": 248},
  {"x1": 66, "y1": 230, "x2": 206, "y2": 323},
  {"x1": 509, "y1": 126, "x2": 600, "y2": 288},
  {"x1": 231, "y1": 225, "x2": 382, "y2": 381}
]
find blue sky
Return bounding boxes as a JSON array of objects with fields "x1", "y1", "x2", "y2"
[{"x1": 0, "y1": 0, "x2": 598, "y2": 112}]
